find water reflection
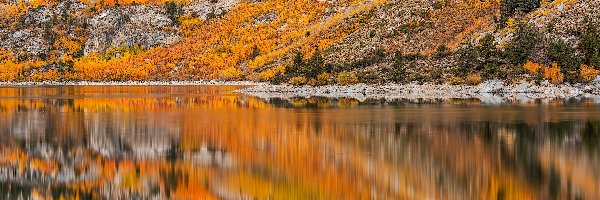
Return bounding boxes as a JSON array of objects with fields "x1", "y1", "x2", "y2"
[{"x1": 0, "y1": 86, "x2": 599, "y2": 199}]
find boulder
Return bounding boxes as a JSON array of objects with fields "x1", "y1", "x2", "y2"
[{"x1": 477, "y1": 80, "x2": 506, "y2": 94}]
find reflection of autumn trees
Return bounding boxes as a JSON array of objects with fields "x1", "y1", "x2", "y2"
[{"x1": 1, "y1": 86, "x2": 600, "y2": 199}]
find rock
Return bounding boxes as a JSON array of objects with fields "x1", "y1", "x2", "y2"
[
  {"x1": 477, "y1": 80, "x2": 506, "y2": 94},
  {"x1": 476, "y1": 93, "x2": 505, "y2": 104},
  {"x1": 515, "y1": 82, "x2": 540, "y2": 93},
  {"x1": 540, "y1": 80, "x2": 551, "y2": 87},
  {"x1": 184, "y1": 0, "x2": 240, "y2": 20},
  {"x1": 593, "y1": 75, "x2": 600, "y2": 83},
  {"x1": 84, "y1": 5, "x2": 180, "y2": 54}
]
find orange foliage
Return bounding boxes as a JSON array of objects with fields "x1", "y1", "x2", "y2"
[
  {"x1": 580, "y1": 64, "x2": 599, "y2": 82},
  {"x1": 2, "y1": 0, "x2": 387, "y2": 81},
  {"x1": 432, "y1": 0, "x2": 500, "y2": 51},
  {"x1": 524, "y1": 61, "x2": 564, "y2": 84},
  {"x1": 544, "y1": 62, "x2": 564, "y2": 84},
  {"x1": 524, "y1": 61, "x2": 543, "y2": 73}
]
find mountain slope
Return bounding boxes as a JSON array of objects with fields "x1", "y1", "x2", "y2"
[{"x1": 0, "y1": 0, "x2": 599, "y2": 83}]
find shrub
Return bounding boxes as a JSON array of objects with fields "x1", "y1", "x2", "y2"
[
  {"x1": 346, "y1": 48, "x2": 386, "y2": 69},
  {"x1": 505, "y1": 23, "x2": 539, "y2": 65},
  {"x1": 482, "y1": 63, "x2": 500, "y2": 80},
  {"x1": 357, "y1": 70, "x2": 381, "y2": 84},
  {"x1": 455, "y1": 35, "x2": 499, "y2": 77},
  {"x1": 450, "y1": 76, "x2": 464, "y2": 85},
  {"x1": 315, "y1": 73, "x2": 332, "y2": 86},
  {"x1": 337, "y1": 71, "x2": 359, "y2": 85},
  {"x1": 289, "y1": 76, "x2": 307, "y2": 86},
  {"x1": 250, "y1": 45, "x2": 260, "y2": 60},
  {"x1": 580, "y1": 64, "x2": 599, "y2": 82},
  {"x1": 548, "y1": 39, "x2": 581, "y2": 82},
  {"x1": 465, "y1": 73, "x2": 482, "y2": 85},
  {"x1": 269, "y1": 73, "x2": 286, "y2": 84},
  {"x1": 544, "y1": 62, "x2": 564, "y2": 84},
  {"x1": 523, "y1": 61, "x2": 544, "y2": 74},
  {"x1": 434, "y1": 44, "x2": 451, "y2": 58},
  {"x1": 165, "y1": 1, "x2": 183, "y2": 25},
  {"x1": 429, "y1": 68, "x2": 444, "y2": 84},
  {"x1": 500, "y1": 0, "x2": 540, "y2": 23}
]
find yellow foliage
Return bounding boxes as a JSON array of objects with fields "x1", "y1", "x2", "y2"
[
  {"x1": 336, "y1": 71, "x2": 358, "y2": 85},
  {"x1": 289, "y1": 76, "x2": 307, "y2": 86},
  {"x1": 544, "y1": 62, "x2": 564, "y2": 84},
  {"x1": 257, "y1": 66, "x2": 284, "y2": 81},
  {"x1": 450, "y1": 76, "x2": 464, "y2": 85},
  {"x1": 580, "y1": 64, "x2": 599, "y2": 82},
  {"x1": 220, "y1": 67, "x2": 242, "y2": 80},
  {"x1": 507, "y1": 18, "x2": 516, "y2": 27},
  {"x1": 315, "y1": 73, "x2": 332, "y2": 86},
  {"x1": 465, "y1": 73, "x2": 482, "y2": 85}
]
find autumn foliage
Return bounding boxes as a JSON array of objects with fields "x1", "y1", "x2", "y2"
[
  {"x1": 524, "y1": 61, "x2": 564, "y2": 84},
  {"x1": 580, "y1": 64, "x2": 599, "y2": 82}
]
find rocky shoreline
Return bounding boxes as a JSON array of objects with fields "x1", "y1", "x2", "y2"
[
  {"x1": 0, "y1": 80, "x2": 262, "y2": 86},
  {"x1": 235, "y1": 80, "x2": 600, "y2": 104},
  {"x1": 2, "y1": 80, "x2": 600, "y2": 104}
]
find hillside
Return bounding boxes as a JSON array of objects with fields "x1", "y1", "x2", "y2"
[{"x1": 0, "y1": 0, "x2": 599, "y2": 84}]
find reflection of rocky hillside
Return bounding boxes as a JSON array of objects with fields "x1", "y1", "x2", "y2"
[{"x1": 0, "y1": 86, "x2": 599, "y2": 199}]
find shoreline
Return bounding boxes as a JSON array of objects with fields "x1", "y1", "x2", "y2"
[
  {"x1": 235, "y1": 80, "x2": 600, "y2": 103},
  {"x1": 2, "y1": 80, "x2": 600, "y2": 103},
  {"x1": 0, "y1": 80, "x2": 263, "y2": 86}
]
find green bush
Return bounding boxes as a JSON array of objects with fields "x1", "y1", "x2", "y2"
[
  {"x1": 456, "y1": 34, "x2": 505, "y2": 78},
  {"x1": 165, "y1": 1, "x2": 183, "y2": 25},
  {"x1": 250, "y1": 45, "x2": 260, "y2": 60},
  {"x1": 478, "y1": 34, "x2": 497, "y2": 60},
  {"x1": 269, "y1": 73, "x2": 286, "y2": 84},
  {"x1": 500, "y1": 0, "x2": 540, "y2": 23},
  {"x1": 434, "y1": 44, "x2": 451, "y2": 58},
  {"x1": 357, "y1": 70, "x2": 381, "y2": 84},
  {"x1": 346, "y1": 48, "x2": 387, "y2": 69},
  {"x1": 428, "y1": 68, "x2": 444, "y2": 84},
  {"x1": 481, "y1": 63, "x2": 500, "y2": 80}
]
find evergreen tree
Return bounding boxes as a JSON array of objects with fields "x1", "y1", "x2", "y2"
[
  {"x1": 580, "y1": 20, "x2": 600, "y2": 68},
  {"x1": 505, "y1": 23, "x2": 539, "y2": 65},
  {"x1": 390, "y1": 51, "x2": 405, "y2": 83}
]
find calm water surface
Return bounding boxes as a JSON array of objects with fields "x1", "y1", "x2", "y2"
[{"x1": 0, "y1": 85, "x2": 599, "y2": 199}]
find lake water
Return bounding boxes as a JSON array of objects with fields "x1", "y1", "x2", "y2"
[{"x1": 0, "y1": 85, "x2": 599, "y2": 199}]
